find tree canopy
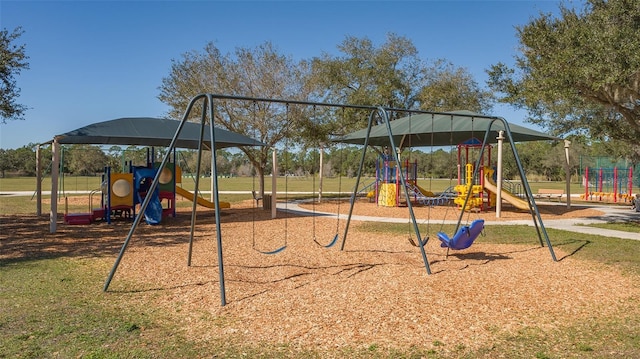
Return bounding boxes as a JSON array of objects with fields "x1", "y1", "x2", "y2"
[
  {"x1": 157, "y1": 34, "x2": 497, "y2": 196},
  {"x1": 158, "y1": 41, "x2": 312, "y2": 194},
  {"x1": 487, "y1": 0, "x2": 640, "y2": 161},
  {"x1": 309, "y1": 33, "x2": 493, "y2": 136},
  {"x1": 0, "y1": 27, "x2": 29, "y2": 123}
]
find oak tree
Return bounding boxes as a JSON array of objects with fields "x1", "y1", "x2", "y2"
[
  {"x1": 487, "y1": 0, "x2": 640, "y2": 161},
  {"x1": 0, "y1": 27, "x2": 29, "y2": 123}
]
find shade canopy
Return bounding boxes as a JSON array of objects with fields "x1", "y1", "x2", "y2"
[
  {"x1": 338, "y1": 110, "x2": 559, "y2": 148},
  {"x1": 51, "y1": 117, "x2": 265, "y2": 149}
]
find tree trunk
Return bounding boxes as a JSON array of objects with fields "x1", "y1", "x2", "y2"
[
  {"x1": 318, "y1": 146, "x2": 324, "y2": 203},
  {"x1": 257, "y1": 165, "x2": 265, "y2": 199}
]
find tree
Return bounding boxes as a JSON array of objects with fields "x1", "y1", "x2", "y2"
[
  {"x1": 308, "y1": 34, "x2": 425, "y2": 135},
  {"x1": 309, "y1": 33, "x2": 494, "y2": 186},
  {"x1": 158, "y1": 41, "x2": 312, "y2": 196},
  {"x1": 0, "y1": 149, "x2": 13, "y2": 177},
  {"x1": 418, "y1": 60, "x2": 493, "y2": 113},
  {"x1": 1, "y1": 27, "x2": 29, "y2": 123},
  {"x1": 106, "y1": 146, "x2": 124, "y2": 172},
  {"x1": 66, "y1": 145, "x2": 108, "y2": 175},
  {"x1": 487, "y1": 0, "x2": 640, "y2": 161},
  {"x1": 15, "y1": 145, "x2": 35, "y2": 175},
  {"x1": 309, "y1": 33, "x2": 494, "y2": 137},
  {"x1": 122, "y1": 145, "x2": 148, "y2": 168}
]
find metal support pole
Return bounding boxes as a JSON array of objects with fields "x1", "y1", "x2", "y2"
[
  {"x1": 272, "y1": 149, "x2": 277, "y2": 219},
  {"x1": 36, "y1": 145, "x2": 42, "y2": 216},
  {"x1": 50, "y1": 139, "x2": 60, "y2": 233},
  {"x1": 496, "y1": 130, "x2": 504, "y2": 218},
  {"x1": 564, "y1": 140, "x2": 571, "y2": 209}
]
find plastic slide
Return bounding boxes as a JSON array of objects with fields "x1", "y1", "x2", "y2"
[
  {"x1": 142, "y1": 191, "x2": 163, "y2": 225},
  {"x1": 483, "y1": 172, "x2": 529, "y2": 210},
  {"x1": 175, "y1": 186, "x2": 231, "y2": 209},
  {"x1": 133, "y1": 169, "x2": 163, "y2": 225},
  {"x1": 404, "y1": 182, "x2": 448, "y2": 206},
  {"x1": 414, "y1": 183, "x2": 435, "y2": 197}
]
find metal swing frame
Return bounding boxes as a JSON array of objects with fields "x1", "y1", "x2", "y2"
[{"x1": 102, "y1": 94, "x2": 556, "y2": 306}]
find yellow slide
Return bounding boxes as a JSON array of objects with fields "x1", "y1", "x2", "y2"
[
  {"x1": 414, "y1": 183, "x2": 435, "y2": 197},
  {"x1": 175, "y1": 186, "x2": 231, "y2": 209},
  {"x1": 483, "y1": 172, "x2": 529, "y2": 210}
]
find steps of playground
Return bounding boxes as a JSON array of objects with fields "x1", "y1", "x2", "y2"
[
  {"x1": 64, "y1": 213, "x2": 94, "y2": 225},
  {"x1": 64, "y1": 208, "x2": 106, "y2": 225}
]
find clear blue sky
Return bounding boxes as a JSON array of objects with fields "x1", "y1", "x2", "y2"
[{"x1": 1, "y1": 0, "x2": 568, "y2": 150}]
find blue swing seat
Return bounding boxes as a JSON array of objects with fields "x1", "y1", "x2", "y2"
[
  {"x1": 258, "y1": 245, "x2": 287, "y2": 255},
  {"x1": 314, "y1": 233, "x2": 339, "y2": 248},
  {"x1": 437, "y1": 219, "x2": 485, "y2": 250}
]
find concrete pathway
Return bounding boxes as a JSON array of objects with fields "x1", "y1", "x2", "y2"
[{"x1": 277, "y1": 201, "x2": 639, "y2": 241}]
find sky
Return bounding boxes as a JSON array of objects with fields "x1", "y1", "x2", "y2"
[{"x1": 0, "y1": 0, "x2": 570, "y2": 150}]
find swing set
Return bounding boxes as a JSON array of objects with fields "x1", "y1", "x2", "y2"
[
  {"x1": 249, "y1": 103, "x2": 343, "y2": 254},
  {"x1": 102, "y1": 94, "x2": 557, "y2": 306}
]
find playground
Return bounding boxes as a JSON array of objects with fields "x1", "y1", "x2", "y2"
[
  {"x1": 2, "y1": 194, "x2": 639, "y2": 355},
  {"x1": 3, "y1": 95, "x2": 638, "y2": 356}
]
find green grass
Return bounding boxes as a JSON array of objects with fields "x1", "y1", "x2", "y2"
[
  {"x1": 0, "y1": 174, "x2": 385, "y2": 194},
  {"x1": 0, "y1": 258, "x2": 202, "y2": 358},
  {"x1": 2, "y1": 175, "x2": 600, "y2": 194},
  {"x1": 584, "y1": 221, "x2": 640, "y2": 233}
]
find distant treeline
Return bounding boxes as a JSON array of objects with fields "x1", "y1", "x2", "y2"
[{"x1": 1, "y1": 141, "x2": 637, "y2": 183}]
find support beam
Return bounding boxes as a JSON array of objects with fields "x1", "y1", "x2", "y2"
[
  {"x1": 496, "y1": 130, "x2": 505, "y2": 218},
  {"x1": 36, "y1": 144, "x2": 42, "y2": 217},
  {"x1": 564, "y1": 140, "x2": 571, "y2": 209},
  {"x1": 50, "y1": 140, "x2": 60, "y2": 233}
]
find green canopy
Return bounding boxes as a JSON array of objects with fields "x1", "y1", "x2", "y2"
[
  {"x1": 51, "y1": 117, "x2": 265, "y2": 149},
  {"x1": 338, "y1": 110, "x2": 559, "y2": 147}
]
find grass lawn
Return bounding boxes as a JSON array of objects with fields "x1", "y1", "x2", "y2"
[{"x1": 1, "y1": 175, "x2": 596, "y2": 194}]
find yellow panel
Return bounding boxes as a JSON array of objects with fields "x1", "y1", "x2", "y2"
[
  {"x1": 175, "y1": 165, "x2": 182, "y2": 184},
  {"x1": 377, "y1": 183, "x2": 397, "y2": 207},
  {"x1": 110, "y1": 173, "x2": 133, "y2": 207}
]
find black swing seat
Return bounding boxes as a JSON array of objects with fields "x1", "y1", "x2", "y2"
[
  {"x1": 408, "y1": 236, "x2": 428, "y2": 247},
  {"x1": 437, "y1": 219, "x2": 484, "y2": 250},
  {"x1": 252, "y1": 190, "x2": 263, "y2": 206}
]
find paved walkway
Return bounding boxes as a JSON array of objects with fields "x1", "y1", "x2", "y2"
[{"x1": 277, "y1": 201, "x2": 640, "y2": 241}]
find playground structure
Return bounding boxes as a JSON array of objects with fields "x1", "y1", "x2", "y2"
[
  {"x1": 369, "y1": 139, "x2": 530, "y2": 212},
  {"x1": 64, "y1": 165, "x2": 168, "y2": 225},
  {"x1": 372, "y1": 154, "x2": 441, "y2": 207},
  {"x1": 452, "y1": 140, "x2": 528, "y2": 212},
  {"x1": 581, "y1": 166, "x2": 636, "y2": 203},
  {"x1": 64, "y1": 159, "x2": 230, "y2": 226}
]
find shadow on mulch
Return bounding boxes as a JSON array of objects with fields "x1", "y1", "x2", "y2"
[
  {"x1": 0, "y1": 208, "x2": 315, "y2": 264},
  {"x1": 1, "y1": 215, "x2": 135, "y2": 263},
  {"x1": 552, "y1": 238, "x2": 592, "y2": 261}
]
